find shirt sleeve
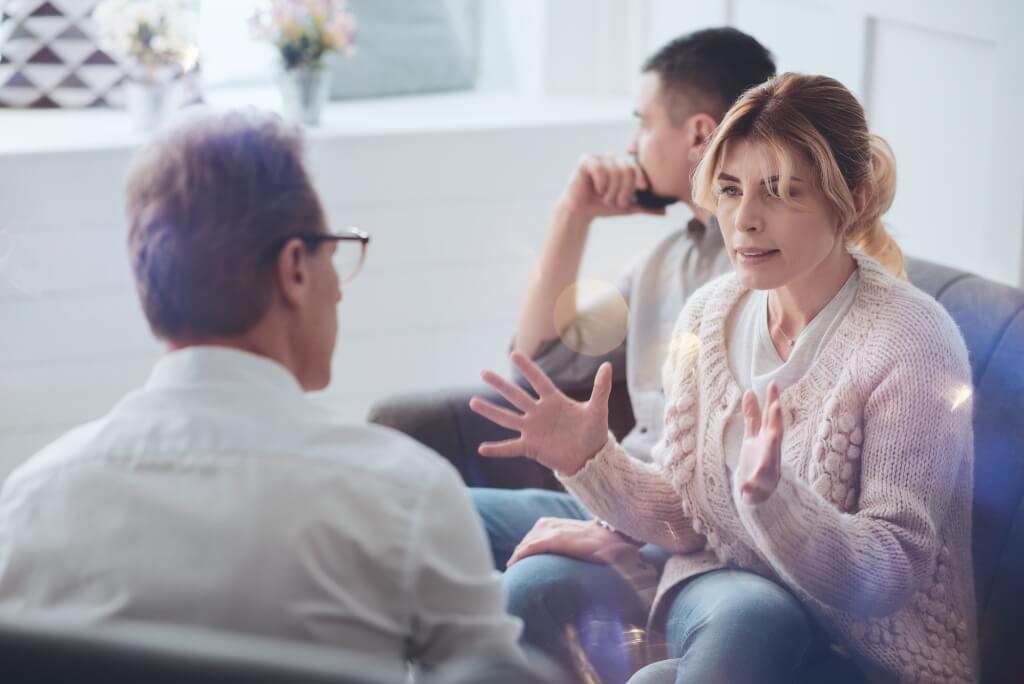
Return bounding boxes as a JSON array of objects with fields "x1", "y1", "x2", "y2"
[
  {"x1": 558, "y1": 435, "x2": 705, "y2": 552},
  {"x1": 405, "y1": 461, "x2": 524, "y2": 670}
]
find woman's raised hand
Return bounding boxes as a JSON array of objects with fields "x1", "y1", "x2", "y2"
[
  {"x1": 468, "y1": 351, "x2": 613, "y2": 476},
  {"x1": 736, "y1": 382, "x2": 784, "y2": 505}
]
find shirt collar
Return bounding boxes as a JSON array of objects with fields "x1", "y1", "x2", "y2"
[
  {"x1": 145, "y1": 346, "x2": 304, "y2": 395},
  {"x1": 687, "y1": 214, "x2": 725, "y2": 249}
]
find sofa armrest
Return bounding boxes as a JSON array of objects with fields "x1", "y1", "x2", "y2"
[{"x1": 367, "y1": 386, "x2": 558, "y2": 490}]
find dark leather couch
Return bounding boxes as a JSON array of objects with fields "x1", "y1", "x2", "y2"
[{"x1": 368, "y1": 256, "x2": 1024, "y2": 684}]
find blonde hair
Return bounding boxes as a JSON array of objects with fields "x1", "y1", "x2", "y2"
[{"x1": 692, "y1": 72, "x2": 905, "y2": 277}]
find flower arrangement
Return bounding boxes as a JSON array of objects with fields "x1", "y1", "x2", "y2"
[
  {"x1": 93, "y1": 0, "x2": 198, "y2": 80},
  {"x1": 250, "y1": 0, "x2": 357, "y2": 72}
]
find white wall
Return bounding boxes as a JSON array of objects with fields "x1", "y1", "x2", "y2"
[
  {"x1": 1, "y1": 0, "x2": 1021, "y2": 480},
  {"x1": 643, "y1": 0, "x2": 1024, "y2": 287},
  {"x1": 484, "y1": 0, "x2": 1024, "y2": 282},
  {"x1": 0, "y1": 94, "x2": 678, "y2": 479}
]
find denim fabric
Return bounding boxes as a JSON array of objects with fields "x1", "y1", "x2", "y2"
[
  {"x1": 471, "y1": 488, "x2": 650, "y2": 683},
  {"x1": 628, "y1": 569, "x2": 813, "y2": 683},
  {"x1": 471, "y1": 487, "x2": 863, "y2": 684},
  {"x1": 470, "y1": 488, "x2": 591, "y2": 571}
]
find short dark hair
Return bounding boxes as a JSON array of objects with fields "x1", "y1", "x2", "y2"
[
  {"x1": 126, "y1": 108, "x2": 326, "y2": 341},
  {"x1": 642, "y1": 27, "x2": 776, "y2": 122}
]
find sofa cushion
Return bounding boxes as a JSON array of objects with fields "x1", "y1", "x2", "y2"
[{"x1": 906, "y1": 257, "x2": 1024, "y2": 683}]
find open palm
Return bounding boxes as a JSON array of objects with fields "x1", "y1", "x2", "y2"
[
  {"x1": 736, "y1": 382, "x2": 784, "y2": 505},
  {"x1": 468, "y1": 352, "x2": 613, "y2": 476}
]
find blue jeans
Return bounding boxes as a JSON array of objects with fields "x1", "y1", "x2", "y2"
[{"x1": 472, "y1": 487, "x2": 862, "y2": 684}]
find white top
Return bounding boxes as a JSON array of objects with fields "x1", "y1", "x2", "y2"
[
  {"x1": 724, "y1": 270, "x2": 861, "y2": 470},
  {"x1": 0, "y1": 347, "x2": 521, "y2": 675}
]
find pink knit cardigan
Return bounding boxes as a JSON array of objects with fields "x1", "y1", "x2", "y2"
[{"x1": 561, "y1": 250, "x2": 977, "y2": 683}]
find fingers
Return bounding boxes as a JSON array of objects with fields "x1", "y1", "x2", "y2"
[
  {"x1": 507, "y1": 519, "x2": 555, "y2": 566},
  {"x1": 765, "y1": 399, "x2": 784, "y2": 473},
  {"x1": 633, "y1": 158, "x2": 649, "y2": 191},
  {"x1": 507, "y1": 517, "x2": 586, "y2": 566},
  {"x1": 581, "y1": 156, "x2": 610, "y2": 198},
  {"x1": 739, "y1": 461, "x2": 781, "y2": 505},
  {"x1": 507, "y1": 537, "x2": 548, "y2": 567},
  {"x1": 580, "y1": 157, "x2": 600, "y2": 195},
  {"x1": 615, "y1": 160, "x2": 638, "y2": 208},
  {"x1": 739, "y1": 468, "x2": 775, "y2": 505},
  {"x1": 742, "y1": 390, "x2": 761, "y2": 436},
  {"x1": 763, "y1": 383, "x2": 784, "y2": 449},
  {"x1": 761, "y1": 382, "x2": 779, "y2": 428},
  {"x1": 477, "y1": 437, "x2": 525, "y2": 459},
  {"x1": 589, "y1": 362, "x2": 613, "y2": 406},
  {"x1": 740, "y1": 386, "x2": 785, "y2": 505},
  {"x1": 767, "y1": 395, "x2": 784, "y2": 440},
  {"x1": 468, "y1": 396, "x2": 524, "y2": 432},
  {"x1": 480, "y1": 369, "x2": 535, "y2": 413},
  {"x1": 598, "y1": 158, "x2": 631, "y2": 208},
  {"x1": 603, "y1": 162, "x2": 623, "y2": 206},
  {"x1": 739, "y1": 480, "x2": 765, "y2": 506},
  {"x1": 507, "y1": 527, "x2": 549, "y2": 566},
  {"x1": 510, "y1": 351, "x2": 559, "y2": 398},
  {"x1": 581, "y1": 156, "x2": 641, "y2": 210}
]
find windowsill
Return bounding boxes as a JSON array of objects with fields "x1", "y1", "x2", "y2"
[{"x1": 0, "y1": 86, "x2": 632, "y2": 157}]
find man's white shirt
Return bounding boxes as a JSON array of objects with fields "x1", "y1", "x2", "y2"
[{"x1": 0, "y1": 347, "x2": 521, "y2": 673}]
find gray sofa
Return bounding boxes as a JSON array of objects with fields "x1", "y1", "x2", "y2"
[{"x1": 368, "y1": 256, "x2": 1024, "y2": 684}]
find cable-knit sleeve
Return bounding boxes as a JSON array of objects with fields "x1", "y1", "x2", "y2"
[
  {"x1": 559, "y1": 435, "x2": 704, "y2": 552},
  {"x1": 556, "y1": 282, "x2": 722, "y2": 553},
  {"x1": 734, "y1": 312, "x2": 974, "y2": 618}
]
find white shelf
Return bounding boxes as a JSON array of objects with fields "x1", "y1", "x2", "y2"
[{"x1": 0, "y1": 87, "x2": 631, "y2": 156}]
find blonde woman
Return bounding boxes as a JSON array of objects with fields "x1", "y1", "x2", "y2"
[{"x1": 471, "y1": 73, "x2": 976, "y2": 683}]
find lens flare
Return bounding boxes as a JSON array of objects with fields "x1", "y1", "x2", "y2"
[
  {"x1": 667, "y1": 331, "x2": 702, "y2": 367},
  {"x1": 950, "y1": 385, "x2": 972, "y2": 411},
  {"x1": 553, "y1": 279, "x2": 630, "y2": 356}
]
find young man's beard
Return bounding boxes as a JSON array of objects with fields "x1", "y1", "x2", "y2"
[{"x1": 634, "y1": 164, "x2": 679, "y2": 209}]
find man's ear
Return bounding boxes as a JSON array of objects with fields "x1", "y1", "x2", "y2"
[
  {"x1": 275, "y1": 239, "x2": 309, "y2": 308},
  {"x1": 687, "y1": 113, "x2": 718, "y2": 162}
]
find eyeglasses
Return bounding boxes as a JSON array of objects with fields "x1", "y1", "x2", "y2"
[{"x1": 281, "y1": 227, "x2": 371, "y2": 284}]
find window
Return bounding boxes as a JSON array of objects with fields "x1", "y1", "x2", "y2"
[
  {"x1": 197, "y1": 0, "x2": 275, "y2": 87},
  {"x1": 197, "y1": 0, "x2": 484, "y2": 91}
]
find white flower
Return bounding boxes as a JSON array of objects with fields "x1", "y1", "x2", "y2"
[
  {"x1": 92, "y1": 0, "x2": 197, "y2": 68},
  {"x1": 252, "y1": 0, "x2": 357, "y2": 69}
]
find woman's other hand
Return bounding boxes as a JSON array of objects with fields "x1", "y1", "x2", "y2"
[
  {"x1": 737, "y1": 382, "x2": 784, "y2": 505},
  {"x1": 507, "y1": 517, "x2": 636, "y2": 567}
]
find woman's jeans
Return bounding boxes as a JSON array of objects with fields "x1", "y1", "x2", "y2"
[{"x1": 472, "y1": 487, "x2": 860, "y2": 684}]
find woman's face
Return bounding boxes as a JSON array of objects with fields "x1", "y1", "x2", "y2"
[{"x1": 713, "y1": 138, "x2": 845, "y2": 291}]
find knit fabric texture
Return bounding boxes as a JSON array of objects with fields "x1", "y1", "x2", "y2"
[{"x1": 560, "y1": 250, "x2": 977, "y2": 683}]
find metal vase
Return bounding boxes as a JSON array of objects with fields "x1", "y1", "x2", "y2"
[
  {"x1": 124, "y1": 78, "x2": 171, "y2": 132},
  {"x1": 280, "y1": 67, "x2": 330, "y2": 126}
]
